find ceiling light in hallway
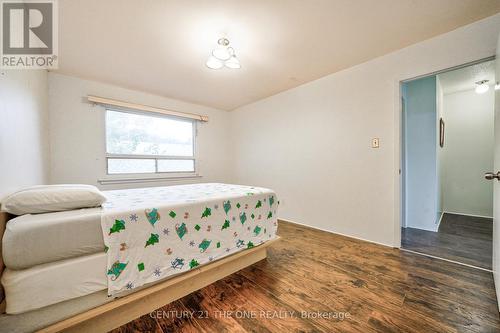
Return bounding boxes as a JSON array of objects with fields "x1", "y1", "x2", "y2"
[{"x1": 475, "y1": 80, "x2": 489, "y2": 94}]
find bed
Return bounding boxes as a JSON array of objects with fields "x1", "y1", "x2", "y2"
[{"x1": 0, "y1": 183, "x2": 279, "y2": 332}]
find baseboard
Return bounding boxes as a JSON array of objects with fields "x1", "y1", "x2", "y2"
[
  {"x1": 436, "y1": 212, "x2": 444, "y2": 230},
  {"x1": 401, "y1": 210, "x2": 490, "y2": 233},
  {"x1": 443, "y1": 211, "x2": 493, "y2": 219},
  {"x1": 277, "y1": 218, "x2": 395, "y2": 248},
  {"x1": 402, "y1": 225, "x2": 438, "y2": 232}
]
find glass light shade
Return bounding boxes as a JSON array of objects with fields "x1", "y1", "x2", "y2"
[
  {"x1": 495, "y1": 83, "x2": 500, "y2": 90},
  {"x1": 206, "y1": 56, "x2": 223, "y2": 70},
  {"x1": 475, "y1": 83, "x2": 490, "y2": 94},
  {"x1": 212, "y1": 47, "x2": 231, "y2": 61},
  {"x1": 225, "y1": 56, "x2": 241, "y2": 69}
]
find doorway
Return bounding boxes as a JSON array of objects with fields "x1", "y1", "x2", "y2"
[{"x1": 400, "y1": 59, "x2": 496, "y2": 270}]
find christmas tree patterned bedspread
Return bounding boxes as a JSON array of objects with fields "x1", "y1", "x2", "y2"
[{"x1": 101, "y1": 183, "x2": 278, "y2": 295}]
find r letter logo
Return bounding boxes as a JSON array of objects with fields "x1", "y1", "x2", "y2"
[{"x1": 1, "y1": 0, "x2": 58, "y2": 69}]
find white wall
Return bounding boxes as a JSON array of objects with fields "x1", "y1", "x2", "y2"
[
  {"x1": 404, "y1": 76, "x2": 439, "y2": 232},
  {"x1": 0, "y1": 70, "x2": 50, "y2": 199},
  {"x1": 48, "y1": 73, "x2": 233, "y2": 190},
  {"x1": 230, "y1": 14, "x2": 500, "y2": 246},
  {"x1": 440, "y1": 88, "x2": 494, "y2": 217}
]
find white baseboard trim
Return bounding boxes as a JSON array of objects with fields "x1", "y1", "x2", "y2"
[
  {"x1": 443, "y1": 211, "x2": 493, "y2": 219},
  {"x1": 436, "y1": 212, "x2": 444, "y2": 230},
  {"x1": 278, "y1": 217, "x2": 395, "y2": 249},
  {"x1": 402, "y1": 225, "x2": 438, "y2": 232}
]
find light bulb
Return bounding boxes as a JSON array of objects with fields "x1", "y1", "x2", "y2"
[
  {"x1": 475, "y1": 83, "x2": 490, "y2": 94},
  {"x1": 225, "y1": 56, "x2": 241, "y2": 69},
  {"x1": 495, "y1": 82, "x2": 500, "y2": 90},
  {"x1": 206, "y1": 56, "x2": 223, "y2": 70}
]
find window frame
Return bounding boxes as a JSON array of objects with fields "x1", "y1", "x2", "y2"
[{"x1": 104, "y1": 108, "x2": 197, "y2": 176}]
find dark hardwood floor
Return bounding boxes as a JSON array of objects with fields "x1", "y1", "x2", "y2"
[
  {"x1": 401, "y1": 213, "x2": 493, "y2": 270},
  {"x1": 111, "y1": 221, "x2": 500, "y2": 333}
]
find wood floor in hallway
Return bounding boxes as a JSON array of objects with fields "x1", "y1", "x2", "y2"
[
  {"x1": 111, "y1": 221, "x2": 500, "y2": 333},
  {"x1": 401, "y1": 213, "x2": 493, "y2": 270}
]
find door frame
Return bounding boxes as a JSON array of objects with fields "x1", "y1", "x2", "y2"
[{"x1": 395, "y1": 55, "x2": 496, "y2": 248}]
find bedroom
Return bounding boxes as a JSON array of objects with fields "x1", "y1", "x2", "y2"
[{"x1": 1, "y1": 1, "x2": 500, "y2": 332}]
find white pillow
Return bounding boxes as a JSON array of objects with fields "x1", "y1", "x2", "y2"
[{"x1": 1, "y1": 184, "x2": 107, "y2": 215}]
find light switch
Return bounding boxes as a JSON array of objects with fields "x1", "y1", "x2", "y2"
[{"x1": 372, "y1": 138, "x2": 380, "y2": 148}]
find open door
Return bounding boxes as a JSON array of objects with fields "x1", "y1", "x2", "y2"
[{"x1": 492, "y1": 32, "x2": 500, "y2": 310}]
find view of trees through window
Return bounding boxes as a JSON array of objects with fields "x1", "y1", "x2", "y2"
[
  {"x1": 106, "y1": 110, "x2": 193, "y2": 156},
  {"x1": 105, "y1": 110, "x2": 195, "y2": 174}
]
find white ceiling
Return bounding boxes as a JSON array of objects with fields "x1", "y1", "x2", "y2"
[
  {"x1": 438, "y1": 60, "x2": 496, "y2": 94},
  {"x1": 55, "y1": 1, "x2": 500, "y2": 110}
]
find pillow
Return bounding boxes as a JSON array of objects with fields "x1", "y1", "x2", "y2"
[{"x1": 1, "y1": 184, "x2": 107, "y2": 215}]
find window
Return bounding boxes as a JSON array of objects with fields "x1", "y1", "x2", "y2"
[{"x1": 105, "y1": 109, "x2": 196, "y2": 175}]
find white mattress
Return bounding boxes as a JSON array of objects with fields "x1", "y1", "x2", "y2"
[
  {"x1": 0, "y1": 291, "x2": 111, "y2": 333},
  {"x1": 2, "y1": 208, "x2": 105, "y2": 269},
  {"x1": 2, "y1": 184, "x2": 276, "y2": 270},
  {"x1": 1, "y1": 252, "x2": 107, "y2": 314}
]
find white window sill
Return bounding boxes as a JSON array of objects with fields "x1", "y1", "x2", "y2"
[{"x1": 98, "y1": 174, "x2": 202, "y2": 185}]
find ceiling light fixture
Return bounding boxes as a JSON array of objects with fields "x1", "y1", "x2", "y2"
[
  {"x1": 495, "y1": 82, "x2": 500, "y2": 91},
  {"x1": 206, "y1": 38, "x2": 240, "y2": 70},
  {"x1": 225, "y1": 55, "x2": 241, "y2": 69},
  {"x1": 475, "y1": 80, "x2": 490, "y2": 94},
  {"x1": 206, "y1": 56, "x2": 224, "y2": 70}
]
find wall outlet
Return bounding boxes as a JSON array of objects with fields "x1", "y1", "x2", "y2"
[{"x1": 372, "y1": 138, "x2": 380, "y2": 148}]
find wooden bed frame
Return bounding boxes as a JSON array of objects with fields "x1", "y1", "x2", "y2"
[{"x1": 0, "y1": 211, "x2": 279, "y2": 332}]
